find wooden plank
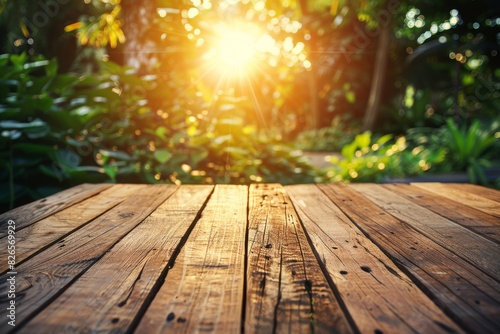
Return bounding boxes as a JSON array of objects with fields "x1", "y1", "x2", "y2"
[
  {"x1": 351, "y1": 183, "x2": 500, "y2": 279},
  {"x1": 383, "y1": 183, "x2": 500, "y2": 243},
  {"x1": 319, "y1": 183, "x2": 500, "y2": 334},
  {"x1": 0, "y1": 184, "x2": 143, "y2": 274},
  {"x1": 287, "y1": 184, "x2": 465, "y2": 334},
  {"x1": 412, "y1": 182, "x2": 500, "y2": 218},
  {"x1": 135, "y1": 185, "x2": 246, "y2": 334},
  {"x1": 245, "y1": 184, "x2": 352, "y2": 334},
  {"x1": 0, "y1": 183, "x2": 111, "y2": 237},
  {"x1": 445, "y1": 183, "x2": 500, "y2": 202},
  {"x1": 19, "y1": 185, "x2": 213, "y2": 334},
  {"x1": 0, "y1": 184, "x2": 177, "y2": 333}
]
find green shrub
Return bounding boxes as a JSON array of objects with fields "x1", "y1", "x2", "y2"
[
  {"x1": 406, "y1": 118, "x2": 500, "y2": 184},
  {"x1": 325, "y1": 118, "x2": 500, "y2": 185},
  {"x1": 322, "y1": 131, "x2": 446, "y2": 183},
  {"x1": 295, "y1": 116, "x2": 359, "y2": 152},
  {"x1": 0, "y1": 53, "x2": 110, "y2": 211}
]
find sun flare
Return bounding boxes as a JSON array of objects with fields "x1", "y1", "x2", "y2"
[
  {"x1": 208, "y1": 23, "x2": 262, "y2": 76},
  {"x1": 217, "y1": 29, "x2": 256, "y2": 68}
]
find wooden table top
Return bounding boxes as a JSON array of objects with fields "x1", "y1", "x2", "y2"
[{"x1": 0, "y1": 183, "x2": 499, "y2": 333}]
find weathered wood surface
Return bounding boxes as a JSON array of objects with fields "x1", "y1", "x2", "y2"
[
  {"x1": 0, "y1": 183, "x2": 111, "y2": 238},
  {"x1": 412, "y1": 182, "x2": 500, "y2": 217},
  {"x1": 0, "y1": 184, "x2": 178, "y2": 333},
  {"x1": 136, "y1": 185, "x2": 245, "y2": 334},
  {"x1": 441, "y1": 183, "x2": 500, "y2": 202},
  {"x1": 0, "y1": 182, "x2": 498, "y2": 334},
  {"x1": 351, "y1": 183, "x2": 500, "y2": 279},
  {"x1": 0, "y1": 184, "x2": 143, "y2": 274},
  {"x1": 318, "y1": 183, "x2": 500, "y2": 334},
  {"x1": 245, "y1": 184, "x2": 352, "y2": 334},
  {"x1": 383, "y1": 183, "x2": 499, "y2": 243},
  {"x1": 287, "y1": 184, "x2": 464, "y2": 334},
  {"x1": 20, "y1": 185, "x2": 213, "y2": 334}
]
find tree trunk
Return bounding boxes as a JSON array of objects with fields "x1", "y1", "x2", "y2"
[
  {"x1": 362, "y1": 25, "x2": 390, "y2": 131},
  {"x1": 120, "y1": 0, "x2": 157, "y2": 74},
  {"x1": 307, "y1": 69, "x2": 319, "y2": 130}
]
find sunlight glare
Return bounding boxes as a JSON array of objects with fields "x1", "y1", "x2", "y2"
[{"x1": 215, "y1": 28, "x2": 256, "y2": 71}]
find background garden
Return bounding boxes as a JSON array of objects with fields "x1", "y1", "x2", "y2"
[{"x1": 1, "y1": 0, "x2": 499, "y2": 211}]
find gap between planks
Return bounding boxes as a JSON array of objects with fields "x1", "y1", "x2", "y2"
[
  {"x1": 318, "y1": 183, "x2": 499, "y2": 334},
  {"x1": 287, "y1": 184, "x2": 465, "y2": 334},
  {"x1": 0, "y1": 183, "x2": 112, "y2": 238},
  {"x1": 18, "y1": 185, "x2": 214, "y2": 334},
  {"x1": 382, "y1": 183, "x2": 499, "y2": 244},
  {"x1": 351, "y1": 183, "x2": 500, "y2": 280},
  {"x1": 411, "y1": 182, "x2": 500, "y2": 218},
  {"x1": 135, "y1": 185, "x2": 246, "y2": 334},
  {"x1": 0, "y1": 184, "x2": 144, "y2": 274},
  {"x1": 245, "y1": 184, "x2": 352, "y2": 334},
  {"x1": 0, "y1": 184, "x2": 179, "y2": 333}
]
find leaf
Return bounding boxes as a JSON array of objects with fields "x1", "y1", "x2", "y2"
[
  {"x1": 223, "y1": 146, "x2": 249, "y2": 158},
  {"x1": 23, "y1": 60, "x2": 50, "y2": 70},
  {"x1": 103, "y1": 165, "x2": 117, "y2": 181},
  {"x1": 99, "y1": 149, "x2": 133, "y2": 161},
  {"x1": 9, "y1": 53, "x2": 28, "y2": 67},
  {"x1": 190, "y1": 150, "x2": 208, "y2": 166},
  {"x1": 213, "y1": 134, "x2": 232, "y2": 145},
  {"x1": 64, "y1": 21, "x2": 83, "y2": 32},
  {"x1": 1, "y1": 130, "x2": 22, "y2": 140},
  {"x1": 377, "y1": 134, "x2": 393, "y2": 146},
  {"x1": 330, "y1": 0, "x2": 340, "y2": 15},
  {"x1": 0, "y1": 119, "x2": 46, "y2": 129},
  {"x1": 155, "y1": 126, "x2": 169, "y2": 141},
  {"x1": 243, "y1": 125, "x2": 256, "y2": 135},
  {"x1": 345, "y1": 91, "x2": 355, "y2": 103},
  {"x1": 0, "y1": 79, "x2": 19, "y2": 87},
  {"x1": 355, "y1": 132, "x2": 371, "y2": 149},
  {"x1": 0, "y1": 54, "x2": 9, "y2": 67},
  {"x1": 0, "y1": 119, "x2": 50, "y2": 139},
  {"x1": 154, "y1": 149, "x2": 171, "y2": 163},
  {"x1": 40, "y1": 164, "x2": 68, "y2": 180}
]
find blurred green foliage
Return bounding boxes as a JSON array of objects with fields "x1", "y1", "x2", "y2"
[
  {"x1": 322, "y1": 131, "x2": 446, "y2": 183},
  {"x1": 444, "y1": 119, "x2": 500, "y2": 183},
  {"x1": 0, "y1": 53, "x2": 105, "y2": 209},
  {"x1": 324, "y1": 118, "x2": 500, "y2": 184},
  {"x1": 0, "y1": 54, "x2": 317, "y2": 211},
  {"x1": 405, "y1": 118, "x2": 500, "y2": 183},
  {"x1": 295, "y1": 116, "x2": 359, "y2": 152}
]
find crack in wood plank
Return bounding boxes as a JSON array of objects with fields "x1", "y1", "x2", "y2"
[
  {"x1": 288, "y1": 184, "x2": 466, "y2": 334},
  {"x1": 134, "y1": 185, "x2": 246, "y2": 334},
  {"x1": 318, "y1": 183, "x2": 499, "y2": 334},
  {"x1": 0, "y1": 184, "x2": 179, "y2": 334},
  {"x1": 246, "y1": 184, "x2": 352, "y2": 334}
]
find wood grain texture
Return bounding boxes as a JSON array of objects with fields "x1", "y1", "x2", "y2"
[
  {"x1": 1, "y1": 183, "x2": 498, "y2": 333},
  {"x1": 246, "y1": 184, "x2": 352, "y2": 334},
  {"x1": 412, "y1": 182, "x2": 500, "y2": 218},
  {"x1": 443, "y1": 183, "x2": 500, "y2": 202},
  {"x1": 383, "y1": 183, "x2": 500, "y2": 243},
  {"x1": 136, "y1": 185, "x2": 246, "y2": 334},
  {"x1": 0, "y1": 183, "x2": 111, "y2": 237},
  {"x1": 319, "y1": 183, "x2": 500, "y2": 334},
  {"x1": 19, "y1": 185, "x2": 213, "y2": 334},
  {"x1": 0, "y1": 184, "x2": 177, "y2": 333},
  {"x1": 287, "y1": 184, "x2": 464, "y2": 334},
  {"x1": 0, "y1": 184, "x2": 143, "y2": 274},
  {"x1": 351, "y1": 183, "x2": 500, "y2": 279}
]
